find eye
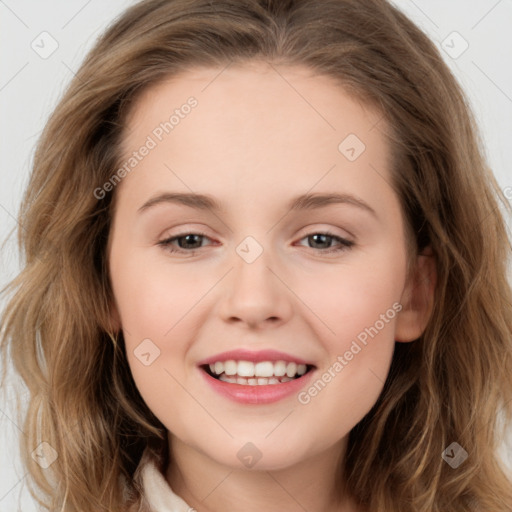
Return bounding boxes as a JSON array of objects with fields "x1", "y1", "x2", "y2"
[
  {"x1": 157, "y1": 232, "x2": 213, "y2": 254},
  {"x1": 296, "y1": 231, "x2": 354, "y2": 254},
  {"x1": 157, "y1": 230, "x2": 354, "y2": 256}
]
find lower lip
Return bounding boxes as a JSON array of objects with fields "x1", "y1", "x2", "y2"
[{"x1": 199, "y1": 367, "x2": 316, "y2": 404}]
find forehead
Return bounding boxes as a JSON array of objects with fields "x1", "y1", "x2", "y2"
[
  {"x1": 116, "y1": 62, "x2": 394, "y2": 217},
  {"x1": 123, "y1": 61, "x2": 385, "y2": 141}
]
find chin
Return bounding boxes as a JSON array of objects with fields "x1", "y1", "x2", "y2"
[{"x1": 205, "y1": 440, "x2": 312, "y2": 472}]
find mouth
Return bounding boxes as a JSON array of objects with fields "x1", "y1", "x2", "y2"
[
  {"x1": 200, "y1": 360, "x2": 316, "y2": 386},
  {"x1": 197, "y1": 349, "x2": 318, "y2": 404}
]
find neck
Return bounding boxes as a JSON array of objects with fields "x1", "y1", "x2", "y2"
[{"x1": 165, "y1": 434, "x2": 361, "y2": 512}]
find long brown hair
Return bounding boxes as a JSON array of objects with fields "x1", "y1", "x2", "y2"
[{"x1": 1, "y1": 0, "x2": 511, "y2": 510}]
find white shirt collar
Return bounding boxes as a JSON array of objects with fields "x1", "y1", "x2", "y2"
[{"x1": 136, "y1": 446, "x2": 193, "y2": 512}]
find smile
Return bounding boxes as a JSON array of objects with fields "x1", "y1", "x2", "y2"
[
  {"x1": 197, "y1": 350, "x2": 317, "y2": 404},
  {"x1": 203, "y1": 360, "x2": 312, "y2": 385}
]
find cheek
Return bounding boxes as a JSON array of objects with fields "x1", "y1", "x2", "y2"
[
  {"x1": 293, "y1": 246, "x2": 404, "y2": 408},
  {"x1": 295, "y1": 277, "x2": 398, "y2": 443},
  {"x1": 297, "y1": 244, "x2": 405, "y2": 344},
  {"x1": 111, "y1": 250, "x2": 213, "y2": 338},
  {"x1": 307, "y1": 275, "x2": 398, "y2": 380},
  {"x1": 109, "y1": 254, "x2": 214, "y2": 398}
]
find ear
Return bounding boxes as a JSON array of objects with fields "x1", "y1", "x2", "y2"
[{"x1": 395, "y1": 245, "x2": 437, "y2": 343}]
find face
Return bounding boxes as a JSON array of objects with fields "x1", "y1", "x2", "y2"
[{"x1": 107, "y1": 62, "x2": 430, "y2": 471}]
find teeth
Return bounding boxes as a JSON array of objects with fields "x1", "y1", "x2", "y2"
[
  {"x1": 224, "y1": 360, "x2": 237, "y2": 375},
  {"x1": 237, "y1": 361, "x2": 255, "y2": 377},
  {"x1": 274, "y1": 361, "x2": 287, "y2": 377},
  {"x1": 286, "y1": 362, "x2": 297, "y2": 377},
  {"x1": 220, "y1": 375, "x2": 291, "y2": 385},
  {"x1": 207, "y1": 359, "x2": 310, "y2": 381},
  {"x1": 219, "y1": 375, "x2": 237, "y2": 384},
  {"x1": 255, "y1": 361, "x2": 274, "y2": 377}
]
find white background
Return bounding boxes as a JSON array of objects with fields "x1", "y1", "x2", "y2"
[{"x1": 1, "y1": 1, "x2": 511, "y2": 510}]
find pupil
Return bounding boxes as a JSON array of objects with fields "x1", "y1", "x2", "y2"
[
  {"x1": 180, "y1": 234, "x2": 202, "y2": 249},
  {"x1": 310, "y1": 234, "x2": 330, "y2": 249}
]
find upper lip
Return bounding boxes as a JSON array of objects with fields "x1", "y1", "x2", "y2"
[{"x1": 197, "y1": 349, "x2": 315, "y2": 367}]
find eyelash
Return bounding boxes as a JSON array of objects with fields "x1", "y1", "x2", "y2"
[{"x1": 157, "y1": 230, "x2": 354, "y2": 255}]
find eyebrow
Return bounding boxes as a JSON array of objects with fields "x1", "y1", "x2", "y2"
[{"x1": 137, "y1": 191, "x2": 377, "y2": 218}]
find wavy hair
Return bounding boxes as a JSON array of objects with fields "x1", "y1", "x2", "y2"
[{"x1": 1, "y1": 0, "x2": 512, "y2": 510}]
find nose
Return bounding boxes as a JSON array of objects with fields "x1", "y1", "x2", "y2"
[{"x1": 217, "y1": 241, "x2": 294, "y2": 330}]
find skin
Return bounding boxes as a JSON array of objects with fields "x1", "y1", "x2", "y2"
[{"x1": 107, "y1": 61, "x2": 436, "y2": 512}]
